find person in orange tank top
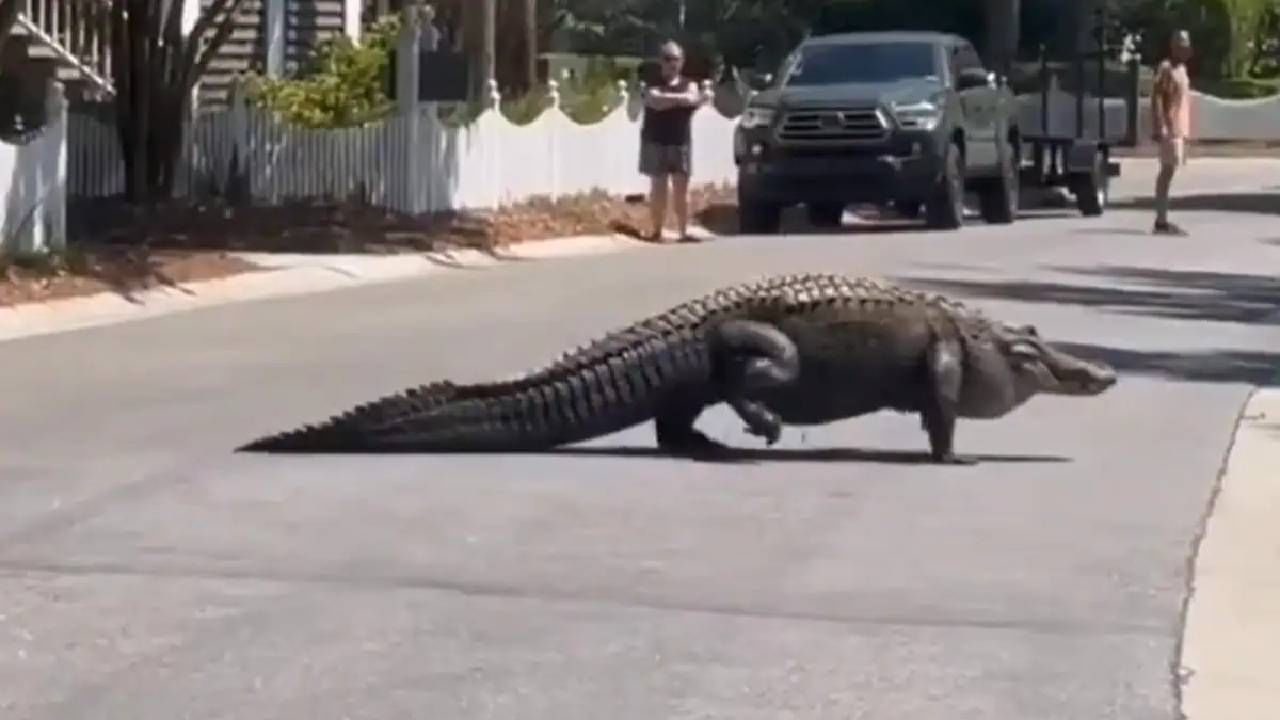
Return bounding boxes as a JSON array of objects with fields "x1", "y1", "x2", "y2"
[{"x1": 1151, "y1": 30, "x2": 1193, "y2": 236}]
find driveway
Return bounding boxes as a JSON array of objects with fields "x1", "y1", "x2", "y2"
[{"x1": 0, "y1": 158, "x2": 1277, "y2": 719}]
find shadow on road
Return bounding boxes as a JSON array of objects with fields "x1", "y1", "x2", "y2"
[
  {"x1": 1050, "y1": 343, "x2": 1279, "y2": 386},
  {"x1": 894, "y1": 265, "x2": 1280, "y2": 385},
  {"x1": 897, "y1": 265, "x2": 1280, "y2": 326},
  {"x1": 1111, "y1": 191, "x2": 1280, "y2": 217},
  {"x1": 695, "y1": 203, "x2": 1070, "y2": 237},
  {"x1": 540, "y1": 446, "x2": 1071, "y2": 465}
]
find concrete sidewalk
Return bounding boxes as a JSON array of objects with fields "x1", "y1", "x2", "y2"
[
  {"x1": 0, "y1": 234, "x2": 643, "y2": 344},
  {"x1": 1181, "y1": 389, "x2": 1280, "y2": 720}
]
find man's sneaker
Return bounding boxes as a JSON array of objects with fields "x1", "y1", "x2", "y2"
[{"x1": 1153, "y1": 220, "x2": 1189, "y2": 236}]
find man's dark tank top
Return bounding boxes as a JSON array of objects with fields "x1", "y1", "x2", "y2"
[{"x1": 641, "y1": 77, "x2": 696, "y2": 146}]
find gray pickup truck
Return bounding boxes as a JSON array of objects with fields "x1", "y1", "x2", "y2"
[{"x1": 733, "y1": 31, "x2": 1023, "y2": 233}]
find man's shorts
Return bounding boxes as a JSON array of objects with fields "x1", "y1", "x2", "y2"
[
  {"x1": 639, "y1": 141, "x2": 691, "y2": 177},
  {"x1": 1159, "y1": 136, "x2": 1186, "y2": 168}
]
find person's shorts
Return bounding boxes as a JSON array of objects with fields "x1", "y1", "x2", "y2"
[
  {"x1": 639, "y1": 141, "x2": 691, "y2": 177},
  {"x1": 1159, "y1": 136, "x2": 1186, "y2": 168}
]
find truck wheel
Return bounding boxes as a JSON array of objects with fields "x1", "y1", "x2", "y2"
[
  {"x1": 1073, "y1": 152, "x2": 1107, "y2": 217},
  {"x1": 926, "y1": 144, "x2": 965, "y2": 230},
  {"x1": 806, "y1": 203, "x2": 844, "y2": 228},
  {"x1": 979, "y1": 139, "x2": 1019, "y2": 224},
  {"x1": 738, "y1": 187, "x2": 782, "y2": 234}
]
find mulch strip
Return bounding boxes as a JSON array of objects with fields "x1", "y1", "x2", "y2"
[{"x1": 1, "y1": 183, "x2": 738, "y2": 309}]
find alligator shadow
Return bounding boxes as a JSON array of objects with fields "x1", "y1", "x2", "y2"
[{"x1": 538, "y1": 446, "x2": 1073, "y2": 465}]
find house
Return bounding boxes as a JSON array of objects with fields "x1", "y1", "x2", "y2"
[{"x1": 0, "y1": 0, "x2": 372, "y2": 117}]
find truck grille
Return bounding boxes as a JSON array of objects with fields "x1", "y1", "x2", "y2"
[{"x1": 778, "y1": 108, "x2": 888, "y2": 142}]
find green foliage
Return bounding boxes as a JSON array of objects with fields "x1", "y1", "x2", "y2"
[{"x1": 245, "y1": 14, "x2": 401, "y2": 128}]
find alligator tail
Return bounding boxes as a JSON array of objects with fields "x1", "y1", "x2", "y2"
[{"x1": 237, "y1": 324, "x2": 714, "y2": 453}]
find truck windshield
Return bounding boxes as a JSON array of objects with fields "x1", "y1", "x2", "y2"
[{"x1": 780, "y1": 42, "x2": 938, "y2": 85}]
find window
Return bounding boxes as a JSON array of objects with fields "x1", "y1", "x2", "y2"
[{"x1": 779, "y1": 42, "x2": 940, "y2": 86}]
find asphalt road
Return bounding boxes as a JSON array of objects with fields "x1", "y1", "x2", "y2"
[{"x1": 1, "y1": 160, "x2": 1278, "y2": 719}]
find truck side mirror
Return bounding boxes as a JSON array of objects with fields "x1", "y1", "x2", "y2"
[{"x1": 956, "y1": 67, "x2": 993, "y2": 90}]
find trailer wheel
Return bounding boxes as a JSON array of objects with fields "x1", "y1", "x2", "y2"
[{"x1": 1073, "y1": 152, "x2": 1107, "y2": 217}]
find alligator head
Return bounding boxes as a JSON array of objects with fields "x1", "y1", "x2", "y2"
[{"x1": 957, "y1": 321, "x2": 1117, "y2": 419}]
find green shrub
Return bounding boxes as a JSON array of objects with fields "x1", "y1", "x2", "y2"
[{"x1": 245, "y1": 14, "x2": 401, "y2": 128}]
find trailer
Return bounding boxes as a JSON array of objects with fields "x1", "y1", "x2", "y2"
[{"x1": 1007, "y1": 2, "x2": 1142, "y2": 217}]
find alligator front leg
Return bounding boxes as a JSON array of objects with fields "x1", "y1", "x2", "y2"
[
  {"x1": 922, "y1": 334, "x2": 975, "y2": 465},
  {"x1": 712, "y1": 319, "x2": 800, "y2": 446}
]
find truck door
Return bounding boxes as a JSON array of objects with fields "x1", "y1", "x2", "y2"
[{"x1": 951, "y1": 42, "x2": 999, "y2": 172}]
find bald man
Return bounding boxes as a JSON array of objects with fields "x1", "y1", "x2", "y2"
[
  {"x1": 639, "y1": 40, "x2": 708, "y2": 242},
  {"x1": 1151, "y1": 30, "x2": 1193, "y2": 236}
]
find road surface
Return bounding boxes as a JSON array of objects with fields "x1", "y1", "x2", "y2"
[{"x1": 1, "y1": 159, "x2": 1278, "y2": 719}]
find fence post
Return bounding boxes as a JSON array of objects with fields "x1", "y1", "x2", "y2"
[
  {"x1": 547, "y1": 79, "x2": 560, "y2": 202},
  {"x1": 227, "y1": 75, "x2": 250, "y2": 204},
  {"x1": 180, "y1": 81, "x2": 200, "y2": 199},
  {"x1": 264, "y1": 0, "x2": 285, "y2": 77},
  {"x1": 486, "y1": 78, "x2": 502, "y2": 209},
  {"x1": 395, "y1": 3, "x2": 422, "y2": 213},
  {"x1": 43, "y1": 79, "x2": 68, "y2": 254}
]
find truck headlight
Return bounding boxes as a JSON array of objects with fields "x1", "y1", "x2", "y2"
[
  {"x1": 890, "y1": 100, "x2": 942, "y2": 131},
  {"x1": 738, "y1": 107, "x2": 776, "y2": 129}
]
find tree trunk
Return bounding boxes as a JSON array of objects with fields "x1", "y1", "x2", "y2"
[
  {"x1": 983, "y1": 0, "x2": 1020, "y2": 75},
  {"x1": 0, "y1": 0, "x2": 19, "y2": 62},
  {"x1": 523, "y1": 0, "x2": 537, "y2": 90},
  {"x1": 112, "y1": 0, "x2": 245, "y2": 206},
  {"x1": 463, "y1": 0, "x2": 496, "y2": 101}
]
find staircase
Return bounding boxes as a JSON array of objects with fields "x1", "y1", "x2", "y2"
[
  {"x1": 196, "y1": 0, "x2": 353, "y2": 109},
  {"x1": 197, "y1": 0, "x2": 268, "y2": 108},
  {"x1": 284, "y1": 0, "x2": 347, "y2": 75},
  {"x1": 3, "y1": 0, "x2": 115, "y2": 104}
]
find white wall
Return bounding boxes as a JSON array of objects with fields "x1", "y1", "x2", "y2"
[
  {"x1": 1185, "y1": 91, "x2": 1280, "y2": 141},
  {"x1": 0, "y1": 82, "x2": 68, "y2": 257}
]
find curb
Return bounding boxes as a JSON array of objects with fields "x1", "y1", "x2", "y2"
[
  {"x1": 1179, "y1": 388, "x2": 1280, "y2": 719},
  {"x1": 0, "y1": 233, "x2": 644, "y2": 345}
]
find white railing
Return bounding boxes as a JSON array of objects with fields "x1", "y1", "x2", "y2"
[
  {"x1": 1, "y1": 81, "x2": 68, "y2": 256},
  {"x1": 15, "y1": 0, "x2": 115, "y2": 96}
]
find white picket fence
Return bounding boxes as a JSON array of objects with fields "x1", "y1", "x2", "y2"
[
  {"x1": 64, "y1": 80, "x2": 742, "y2": 215},
  {"x1": 0, "y1": 81, "x2": 67, "y2": 256}
]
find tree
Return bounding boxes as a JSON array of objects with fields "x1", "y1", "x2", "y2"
[
  {"x1": 110, "y1": 0, "x2": 248, "y2": 203},
  {"x1": 0, "y1": 0, "x2": 18, "y2": 63},
  {"x1": 463, "y1": 0, "x2": 496, "y2": 100}
]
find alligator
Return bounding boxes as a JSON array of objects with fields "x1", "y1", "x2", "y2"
[{"x1": 237, "y1": 273, "x2": 1117, "y2": 462}]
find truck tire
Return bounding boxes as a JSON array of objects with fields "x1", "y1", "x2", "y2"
[
  {"x1": 926, "y1": 143, "x2": 965, "y2": 230},
  {"x1": 738, "y1": 186, "x2": 782, "y2": 234},
  {"x1": 979, "y1": 138, "x2": 1019, "y2": 225},
  {"x1": 806, "y1": 202, "x2": 844, "y2": 228},
  {"x1": 1073, "y1": 152, "x2": 1107, "y2": 217}
]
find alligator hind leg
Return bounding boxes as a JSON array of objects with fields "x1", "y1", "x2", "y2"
[
  {"x1": 711, "y1": 320, "x2": 800, "y2": 445},
  {"x1": 654, "y1": 400, "x2": 728, "y2": 457}
]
